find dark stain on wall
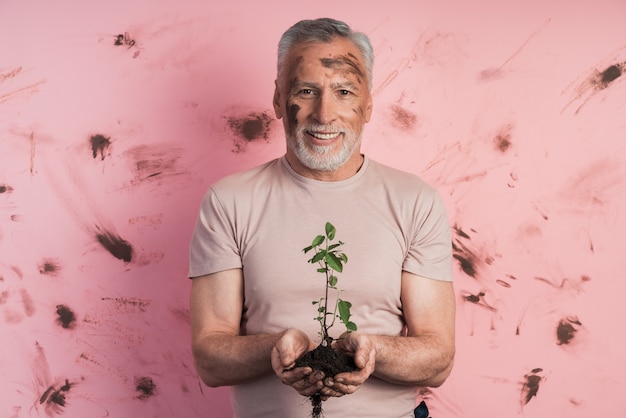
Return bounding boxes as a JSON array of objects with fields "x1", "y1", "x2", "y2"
[
  {"x1": 90, "y1": 134, "x2": 111, "y2": 160},
  {"x1": 520, "y1": 368, "x2": 544, "y2": 406},
  {"x1": 556, "y1": 315, "x2": 582, "y2": 345},
  {"x1": 563, "y1": 59, "x2": 625, "y2": 114},
  {"x1": 113, "y1": 31, "x2": 140, "y2": 58},
  {"x1": 226, "y1": 111, "x2": 273, "y2": 152},
  {"x1": 534, "y1": 274, "x2": 591, "y2": 290},
  {"x1": 101, "y1": 296, "x2": 150, "y2": 313},
  {"x1": 56, "y1": 304, "x2": 77, "y2": 329},
  {"x1": 596, "y1": 63, "x2": 623, "y2": 88},
  {"x1": 123, "y1": 144, "x2": 186, "y2": 186},
  {"x1": 494, "y1": 124, "x2": 513, "y2": 153},
  {"x1": 21, "y1": 288, "x2": 36, "y2": 316},
  {"x1": 452, "y1": 226, "x2": 479, "y2": 278},
  {"x1": 40, "y1": 379, "x2": 73, "y2": 410},
  {"x1": 96, "y1": 229, "x2": 133, "y2": 262},
  {"x1": 114, "y1": 32, "x2": 136, "y2": 47},
  {"x1": 461, "y1": 291, "x2": 497, "y2": 312},
  {"x1": 135, "y1": 376, "x2": 156, "y2": 399},
  {"x1": 390, "y1": 104, "x2": 418, "y2": 131},
  {"x1": 0, "y1": 66, "x2": 23, "y2": 82},
  {"x1": 0, "y1": 184, "x2": 14, "y2": 194},
  {"x1": 39, "y1": 258, "x2": 62, "y2": 276},
  {"x1": 452, "y1": 249, "x2": 477, "y2": 278}
]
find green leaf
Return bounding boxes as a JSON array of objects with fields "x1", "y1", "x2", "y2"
[
  {"x1": 346, "y1": 321, "x2": 357, "y2": 331},
  {"x1": 302, "y1": 245, "x2": 313, "y2": 253},
  {"x1": 325, "y1": 252, "x2": 343, "y2": 272},
  {"x1": 338, "y1": 299, "x2": 352, "y2": 324},
  {"x1": 328, "y1": 243, "x2": 340, "y2": 251},
  {"x1": 311, "y1": 235, "x2": 325, "y2": 247},
  {"x1": 340, "y1": 253, "x2": 348, "y2": 264},
  {"x1": 310, "y1": 251, "x2": 326, "y2": 263},
  {"x1": 317, "y1": 268, "x2": 328, "y2": 273},
  {"x1": 325, "y1": 222, "x2": 336, "y2": 240},
  {"x1": 328, "y1": 275, "x2": 338, "y2": 287}
]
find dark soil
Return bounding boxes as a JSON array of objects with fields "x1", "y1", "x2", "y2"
[{"x1": 293, "y1": 343, "x2": 356, "y2": 418}]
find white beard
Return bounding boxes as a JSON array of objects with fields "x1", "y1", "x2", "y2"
[{"x1": 287, "y1": 124, "x2": 361, "y2": 172}]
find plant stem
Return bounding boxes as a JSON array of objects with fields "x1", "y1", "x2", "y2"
[{"x1": 322, "y1": 241, "x2": 330, "y2": 343}]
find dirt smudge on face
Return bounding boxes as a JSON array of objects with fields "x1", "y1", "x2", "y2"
[
  {"x1": 56, "y1": 305, "x2": 77, "y2": 329},
  {"x1": 95, "y1": 228, "x2": 133, "y2": 262},
  {"x1": 90, "y1": 134, "x2": 111, "y2": 160},
  {"x1": 320, "y1": 54, "x2": 364, "y2": 81},
  {"x1": 279, "y1": 103, "x2": 301, "y2": 141}
]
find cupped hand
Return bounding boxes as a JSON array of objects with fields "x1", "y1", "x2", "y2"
[
  {"x1": 270, "y1": 329, "x2": 324, "y2": 397},
  {"x1": 325, "y1": 332, "x2": 376, "y2": 395}
]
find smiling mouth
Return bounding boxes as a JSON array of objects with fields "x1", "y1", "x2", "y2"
[{"x1": 307, "y1": 131, "x2": 342, "y2": 140}]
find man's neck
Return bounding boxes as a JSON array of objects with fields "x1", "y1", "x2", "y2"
[{"x1": 285, "y1": 153, "x2": 365, "y2": 182}]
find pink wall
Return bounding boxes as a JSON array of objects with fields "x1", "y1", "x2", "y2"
[{"x1": 1, "y1": 1, "x2": 625, "y2": 416}]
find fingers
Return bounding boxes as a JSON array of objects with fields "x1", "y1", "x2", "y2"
[
  {"x1": 325, "y1": 368, "x2": 369, "y2": 395},
  {"x1": 278, "y1": 366, "x2": 326, "y2": 396},
  {"x1": 271, "y1": 331, "x2": 328, "y2": 398},
  {"x1": 272, "y1": 329, "x2": 312, "y2": 371}
]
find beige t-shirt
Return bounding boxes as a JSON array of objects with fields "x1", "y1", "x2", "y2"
[{"x1": 189, "y1": 156, "x2": 452, "y2": 418}]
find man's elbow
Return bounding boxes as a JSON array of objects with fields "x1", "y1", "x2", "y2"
[
  {"x1": 194, "y1": 359, "x2": 228, "y2": 388},
  {"x1": 192, "y1": 344, "x2": 230, "y2": 388},
  {"x1": 427, "y1": 351, "x2": 455, "y2": 388}
]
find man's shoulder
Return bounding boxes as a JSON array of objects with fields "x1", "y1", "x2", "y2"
[
  {"x1": 212, "y1": 157, "x2": 283, "y2": 190},
  {"x1": 367, "y1": 158, "x2": 436, "y2": 193}
]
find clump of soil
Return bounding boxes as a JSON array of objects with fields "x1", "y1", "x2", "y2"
[{"x1": 293, "y1": 342, "x2": 356, "y2": 418}]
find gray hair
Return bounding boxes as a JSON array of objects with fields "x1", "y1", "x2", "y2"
[{"x1": 277, "y1": 18, "x2": 374, "y2": 89}]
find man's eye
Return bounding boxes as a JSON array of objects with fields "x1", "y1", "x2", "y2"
[
  {"x1": 338, "y1": 90, "x2": 352, "y2": 96},
  {"x1": 299, "y1": 89, "x2": 314, "y2": 95}
]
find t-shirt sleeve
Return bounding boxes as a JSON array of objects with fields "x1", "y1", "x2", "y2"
[
  {"x1": 403, "y1": 189, "x2": 453, "y2": 281},
  {"x1": 188, "y1": 187, "x2": 243, "y2": 278}
]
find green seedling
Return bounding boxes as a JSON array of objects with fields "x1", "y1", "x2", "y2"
[{"x1": 303, "y1": 222, "x2": 357, "y2": 346}]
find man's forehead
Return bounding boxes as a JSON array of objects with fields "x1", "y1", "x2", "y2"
[
  {"x1": 289, "y1": 38, "x2": 363, "y2": 62},
  {"x1": 286, "y1": 39, "x2": 366, "y2": 74}
]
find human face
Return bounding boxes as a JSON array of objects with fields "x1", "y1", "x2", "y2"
[{"x1": 273, "y1": 37, "x2": 373, "y2": 180}]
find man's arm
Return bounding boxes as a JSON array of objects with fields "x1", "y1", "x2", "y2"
[
  {"x1": 330, "y1": 271, "x2": 455, "y2": 393},
  {"x1": 190, "y1": 269, "x2": 276, "y2": 386},
  {"x1": 190, "y1": 269, "x2": 323, "y2": 395}
]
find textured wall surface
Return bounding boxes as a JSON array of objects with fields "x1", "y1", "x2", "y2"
[{"x1": 1, "y1": 1, "x2": 625, "y2": 417}]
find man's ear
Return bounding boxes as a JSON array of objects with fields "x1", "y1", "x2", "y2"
[
  {"x1": 363, "y1": 92, "x2": 373, "y2": 123},
  {"x1": 273, "y1": 80, "x2": 284, "y2": 119}
]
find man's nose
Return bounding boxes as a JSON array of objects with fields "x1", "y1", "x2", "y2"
[{"x1": 312, "y1": 92, "x2": 337, "y2": 125}]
